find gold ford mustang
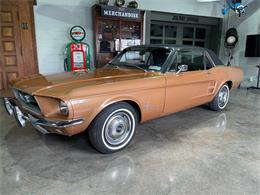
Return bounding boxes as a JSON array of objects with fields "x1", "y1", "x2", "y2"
[{"x1": 3, "y1": 45, "x2": 243, "y2": 153}]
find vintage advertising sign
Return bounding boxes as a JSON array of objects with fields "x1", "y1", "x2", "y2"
[
  {"x1": 101, "y1": 5, "x2": 140, "y2": 19},
  {"x1": 70, "y1": 26, "x2": 86, "y2": 41}
]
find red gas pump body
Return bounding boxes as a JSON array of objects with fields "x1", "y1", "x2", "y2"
[
  {"x1": 69, "y1": 43, "x2": 87, "y2": 71},
  {"x1": 64, "y1": 26, "x2": 90, "y2": 72}
]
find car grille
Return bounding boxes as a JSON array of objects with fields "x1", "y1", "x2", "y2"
[{"x1": 12, "y1": 88, "x2": 41, "y2": 114}]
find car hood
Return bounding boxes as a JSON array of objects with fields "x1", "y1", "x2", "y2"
[{"x1": 12, "y1": 67, "x2": 149, "y2": 99}]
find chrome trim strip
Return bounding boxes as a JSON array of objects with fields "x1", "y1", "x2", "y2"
[
  {"x1": 205, "y1": 51, "x2": 216, "y2": 67},
  {"x1": 31, "y1": 123, "x2": 51, "y2": 134},
  {"x1": 8, "y1": 99, "x2": 84, "y2": 134},
  {"x1": 3, "y1": 97, "x2": 14, "y2": 115},
  {"x1": 27, "y1": 114, "x2": 84, "y2": 129}
]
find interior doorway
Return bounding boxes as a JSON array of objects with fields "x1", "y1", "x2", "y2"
[
  {"x1": 0, "y1": 0, "x2": 38, "y2": 93},
  {"x1": 146, "y1": 11, "x2": 222, "y2": 54},
  {"x1": 150, "y1": 22, "x2": 211, "y2": 48}
]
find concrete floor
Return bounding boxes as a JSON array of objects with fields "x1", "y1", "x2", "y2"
[{"x1": 0, "y1": 89, "x2": 259, "y2": 195}]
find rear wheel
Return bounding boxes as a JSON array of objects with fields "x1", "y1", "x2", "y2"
[
  {"x1": 209, "y1": 84, "x2": 230, "y2": 111},
  {"x1": 88, "y1": 102, "x2": 137, "y2": 154}
]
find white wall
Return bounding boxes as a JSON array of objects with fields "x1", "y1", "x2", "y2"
[
  {"x1": 34, "y1": 4, "x2": 94, "y2": 74},
  {"x1": 138, "y1": 0, "x2": 222, "y2": 17},
  {"x1": 219, "y1": 0, "x2": 260, "y2": 87},
  {"x1": 34, "y1": 0, "x2": 222, "y2": 75}
]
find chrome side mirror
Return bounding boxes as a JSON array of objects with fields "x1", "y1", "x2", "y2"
[{"x1": 176, "y1": 64, "x2": 188, "y2": 74}]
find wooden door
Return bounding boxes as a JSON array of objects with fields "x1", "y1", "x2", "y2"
[
  {"x1": 0, "y1": 0, "x2": 38, "y2": 93},
  {"x1": 0, "y1": 5, "x2": 23, "y2": 90}
]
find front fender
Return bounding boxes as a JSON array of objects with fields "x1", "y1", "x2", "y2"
[
  {"x1": 69, "y1": 95, "x2": 144, "y2": 133},
  {"x1": 98, "y1": 95, "x2": 143, "y2": 120}
]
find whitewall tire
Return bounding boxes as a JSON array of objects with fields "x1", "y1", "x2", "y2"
[
  {"x1": 88, "y1": 102, "x2": 137, "y2": 154},
  {"x1": 209, "y1": 84, "x2": 230, "y2": 111}
]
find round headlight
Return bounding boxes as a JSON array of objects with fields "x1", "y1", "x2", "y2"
[
  {"x1": 225, "y1": 28, "x2": 238, "y2": 48},
  {"x1": 227, "y1": 36, "x2": 237, "y2": 44},
  {"x1": 59, "y1": 101, "x2": 69, "y2": 116}
]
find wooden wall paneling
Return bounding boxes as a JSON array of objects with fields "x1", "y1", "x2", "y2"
[
  {"x1": 2, "y1": 26, "x2": 14, "y2": 37},
  {"x1": 0, "y1": 73, "x2": 3, "y2": 90},
  {"x1": 18, "y1": 0, "x2": 38, "y2": 76},
  {"x1": 0, "y1": 0, "x2": 38, "y2": 92},
  {"x1": 0, "y1": 4, "x2": 24, "y2": 90},
  {"x1": 4, "y1": 56, "x2": 17, "y2": 66}
]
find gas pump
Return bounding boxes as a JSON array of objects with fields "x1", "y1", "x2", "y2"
[{"x1": 64, "y1": 26, "x2": 90, "y2": 71}]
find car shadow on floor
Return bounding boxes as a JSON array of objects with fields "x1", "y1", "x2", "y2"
[{"x1": 3, "y1": 104, "x2": 229, "y2": 183}]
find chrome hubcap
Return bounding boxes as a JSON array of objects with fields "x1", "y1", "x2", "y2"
[
  {"x1": 104, "y1": 111, "x2": 132, "y2": 146},
  {"x1": 218, "y1": 86, "x2": 229, "y2": 108}
]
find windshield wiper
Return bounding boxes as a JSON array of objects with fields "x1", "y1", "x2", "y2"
[
  {"x1": 108, "y1": 63, "x2": 147, "y2": 72},
  {"x1": 107, "y1": 62, "x2": 119, "y2": 69}
]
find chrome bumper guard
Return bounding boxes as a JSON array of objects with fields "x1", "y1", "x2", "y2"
[
  {"x1": 3, "y1": 97, "x2": 84, "y2": 134},
  {"x1": 26, "y1": 114, "x2": 84, "y2": 129}
]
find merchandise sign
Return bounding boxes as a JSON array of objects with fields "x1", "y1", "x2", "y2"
[
  {"x1": 101, "y1": 5, "x2": 140, "y2": 19},
  {"x1": 70, "y1": 26, "x2": 86, "y2": 41}
]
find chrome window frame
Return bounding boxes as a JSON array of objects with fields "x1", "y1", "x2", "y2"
[{"x1": 205, "y1": 51, "x2": 216, "y2": 68}]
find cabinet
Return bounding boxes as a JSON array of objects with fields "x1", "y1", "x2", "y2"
[{"x1": 92, "y1": 4, "x2": 144, "y2": 67}]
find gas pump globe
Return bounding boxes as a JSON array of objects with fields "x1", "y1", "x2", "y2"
[{"x1": 64, "y1": 26, "x2": 90, "y2": 71}]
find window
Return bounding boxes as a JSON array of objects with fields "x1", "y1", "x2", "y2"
[
  {"x1": 183, "y1": 40, "x2": 193, "y2": 45},
  {"x1": 196, "y1": 28, "x2": 206, "y2": 39},
  {"x1": 182, "y1": 26, "x2": 207, "y2": 47},
  {"x1": 150, "y1": 39, "x2": 162, "y2": 44},
  {"x1": 170, "y1": 50, "x2": 205, "y2": 72},
  {"x1": 151, "y1": 24, "x2": 163, "y2": 37},
  {"x1": 165, "y1": 25, "x2": 177, "y2": 38},
  {"x1": 150, "y1": 22, "x2": 210, "y2": 48},
  {"x1": 183, "y1": 27, "x2": 194, "y2": 38},
  {"x1": 195, "y1": 41, "x2": 205, "y2": 47},
  {"x1": 111, "y1": 47, "x2": 171, "y2": 72},
  {"x1": 150, "y1": 22, "x2": 177, "y2": 44},
  {"x1": 165, "y1": 40, "x2": 176, "y2": 44},
  {"x1": 119, "y1": 51, "x2": 140, "y2": 63}
]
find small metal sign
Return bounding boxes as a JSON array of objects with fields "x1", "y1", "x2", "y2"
[
  {"x1": 70, "y1": 26, "x2": 86, "y2": 41},
  {"x1": 101, "y1": 5, "x2": 140, "y2": 19}
]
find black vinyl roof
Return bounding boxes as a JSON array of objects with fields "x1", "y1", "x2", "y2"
[{"x1": 127, "y1": 44, "x2": 224, "y2": 65}]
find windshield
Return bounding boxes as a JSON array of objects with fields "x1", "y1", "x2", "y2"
[{"x1": 109, "y1": 47, "x2": 172, "y2": 72}]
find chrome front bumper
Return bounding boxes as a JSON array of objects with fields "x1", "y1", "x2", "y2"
[{"x1": 3, "y1": 97, "x2": 84, "y2": 134}]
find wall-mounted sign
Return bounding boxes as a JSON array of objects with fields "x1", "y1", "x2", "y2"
[
  {"x1": 101, "y1": 5, "x2": 140, "y2": 19},
  {"x1": 172, "y1": 15, "x2": 199, "y2": 23},
  {"x1": 70, "y1": 26, "x2": 86, "y2": 41}
]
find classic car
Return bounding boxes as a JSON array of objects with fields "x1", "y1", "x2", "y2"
[{"x1": 3, "y1": 45, "x2": 243, "y2": 153}]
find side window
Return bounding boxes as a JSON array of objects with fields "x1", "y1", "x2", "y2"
[
  {"x1": 169, "y1": 57, "x2": 177, "y2": 72},
  {"x1": 188, "y1": 50, "x2": 205, "y2": 71},
  {"x1": 169, "y1": 50, "x2": 205, "y2": 72},
  {"x1": 169, "y1": 51, "x2": 193, "y2": 72}
]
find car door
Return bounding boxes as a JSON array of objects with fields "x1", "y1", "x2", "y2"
[{"x1": 163, "y1": 49, "x2": 212, "y2": 114}]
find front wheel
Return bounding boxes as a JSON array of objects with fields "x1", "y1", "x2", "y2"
[
  {"x1": 209, "y1": 84, "x2": 230, "y2": 111},
  {"x1": 88, "y1": 102, "x2": 137, "y2": 154}
]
